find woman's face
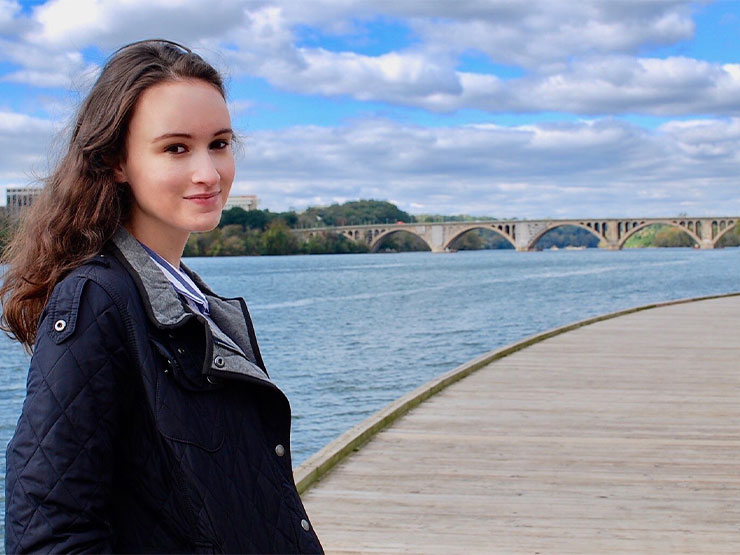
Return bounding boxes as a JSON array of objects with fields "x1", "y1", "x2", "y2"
[{"x1": 116, "y1": 78, "x2": 234, "y2": 256}]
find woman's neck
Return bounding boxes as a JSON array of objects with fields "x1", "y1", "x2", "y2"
[{"x1": 123, "y1": 223, "x2": 188, "y2": 268}]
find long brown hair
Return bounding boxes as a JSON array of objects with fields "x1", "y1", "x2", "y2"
[{"x1": 0, "y1": 40, "x2": 226, "y2": 349}]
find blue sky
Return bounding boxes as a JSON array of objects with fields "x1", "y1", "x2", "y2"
[{"x1": 2, "y1": 0, "x2": 740, "y2": 218}]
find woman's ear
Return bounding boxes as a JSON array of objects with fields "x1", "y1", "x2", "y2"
[{"x1": 113, "y1": 160, "x2": 128, "y2": 184}]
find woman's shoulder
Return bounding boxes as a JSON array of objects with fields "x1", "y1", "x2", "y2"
[
  {"x1": 54, "y1": 250, "x2": 138, "y2": 298},
  {"x1": 42, "y1": 251, "x2": 142, "y2": 343}
]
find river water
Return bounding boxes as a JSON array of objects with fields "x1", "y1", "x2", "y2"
[{"x1": 1, "y1": 247, "x2": 739, "y2": 540}]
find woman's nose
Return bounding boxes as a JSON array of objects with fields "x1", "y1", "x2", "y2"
[{"x1": 191, "y1": 151, "x2": 220, "y2": 185}]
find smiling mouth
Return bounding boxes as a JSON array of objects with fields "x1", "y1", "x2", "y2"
[{"x1": 184, "y1": 191, "x2": 221, "y2": 200}]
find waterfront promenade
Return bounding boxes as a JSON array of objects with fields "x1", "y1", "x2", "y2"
[{"x1": 297, "y1": 294, "x2": 740, "y2": 553}]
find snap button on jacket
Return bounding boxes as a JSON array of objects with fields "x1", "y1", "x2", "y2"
[{"x1": 5, "y1": 230, "x2": 323, "y2": 554}]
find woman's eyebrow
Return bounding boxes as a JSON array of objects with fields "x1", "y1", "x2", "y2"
[
  {"x1": 152, "y1": 132, "x2": 191, "y2": 142},
  {"x1": 152, "y1": 128, "x2": 233, "y2": 142}
]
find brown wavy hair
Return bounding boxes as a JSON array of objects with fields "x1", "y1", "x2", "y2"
[{"x1": 0, "y1": 39, "x2": 226, "y2": 349}]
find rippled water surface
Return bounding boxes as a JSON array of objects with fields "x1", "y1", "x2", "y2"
[{"x1": 1, "y1": 247, "x2": 739, "y2": 542}]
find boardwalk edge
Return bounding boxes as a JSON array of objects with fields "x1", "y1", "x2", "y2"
[{"x1": 294, "y1": 291, "x2": 740, "y2": 495}]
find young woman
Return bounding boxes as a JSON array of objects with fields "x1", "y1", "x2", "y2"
[{"x1": 2, "y1": 40, "x2": 323, "y2": 554}]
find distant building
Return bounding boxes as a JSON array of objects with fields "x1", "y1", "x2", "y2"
[
  {"x1": 223, "y1": 194, "x2": 259, "y2": 212},
  {"x1": 6, "y1": 187, "x2": 42, "y2": 219}
]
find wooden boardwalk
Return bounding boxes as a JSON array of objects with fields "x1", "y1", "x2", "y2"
[{"x1": 299, "y1": 295, "x2": 740, "y2": 554}]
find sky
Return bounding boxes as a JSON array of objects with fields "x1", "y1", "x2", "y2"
[{"x1": 2, "y1": 0, "x2": 740, "y2": 218}]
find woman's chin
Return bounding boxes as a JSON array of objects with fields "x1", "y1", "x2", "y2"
[{"x1": 188, "y1": 217, "x2": 222, "y2": 234}]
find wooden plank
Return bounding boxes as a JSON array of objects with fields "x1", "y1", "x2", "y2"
[{"x1": 300, "y1": 296, "x2": 740, "y2": 553}]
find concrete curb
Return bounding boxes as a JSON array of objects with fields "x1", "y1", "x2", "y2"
[{"x1": 294, "y1": 291, "x2": 740, "y2": 495}]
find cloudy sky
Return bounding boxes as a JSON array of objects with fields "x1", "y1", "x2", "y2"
[{"x1": 2, "y1": 0, "x2": 740, "y2": 218}]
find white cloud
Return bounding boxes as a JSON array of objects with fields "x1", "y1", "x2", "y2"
[
  {"x1": 197, "y1": 1, "x2": 714, "y2": 117},
  {"x1": 506, "y1": 56, "x2": 740, "y2": 116},
  {"x1": 31, "y1": 0, "x2": 104, "y2": 44},
  {"x1": 0, "y1": 0, "x2": 21, "y2": 31},
  {"x1": 305, "y1": 55, "x2": 740, "y2": 116},
  {"x1": 0, "y1": 111, "x2": 59, "y2": 185},
  {"x1": 6, "y1": 109, "x2": 735, "y2": 217},
  {"x1": 410, "y1": 1, "x2": 694, "y2": 68},
  {"x1": 0, "y1": 37, "x2": 97, "y2": 89},
  {"x1": 27, "y1": 0, "x2": 249, "y2": 48},
  {"x1": 1, "y1": 0, "x2": 737, "y2": 219},
  {"x1": 1, "y1": 0, "x2": 703, "y2": 113},
  {"x1": 207, "y1": 3, "x2": 728, "y2": 117},
  {"x1": 230, "y1": 117, "x2": 740, "y2": 217},
  {"x1": 2, "y1": 69, "x2": 77, "y2": 88},
  {"x1": 269, "y1": 0, "x2": 694, "y2": 64},
  {"x1": 659, "y1": 118, "x2": 740, "y2": 161},
  {"x1": 267, "y1": 47, "x2": 460, "y2": 101},
  {"x1": 0, "y1": 111, "x2": 56, "y2": 133}
]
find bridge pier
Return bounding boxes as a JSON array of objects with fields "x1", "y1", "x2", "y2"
[
  {"x1": 514, "y1": 221, "x2": 549, "y2": 252},
  {"x1": 698, "y1": 218, "x2": 715, "y2": 249},
  {"x1": 603, "y1": 220, "x2": 621, "y2": 250}
]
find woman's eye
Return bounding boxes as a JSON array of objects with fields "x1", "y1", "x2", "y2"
[
  {"x1": 165, "y1": 144, "x2": 187, "y2": 154},
  {"x1": 211, "y1": 139, "x2": 230, "y2": 150}
]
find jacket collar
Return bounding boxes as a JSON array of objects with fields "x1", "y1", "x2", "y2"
[
  {"x1": 110, "y1": 226, "x2": 271, "y2": 384},
  {"x1": 111, "y1": 227, "x2": 194, "y2": 327}
]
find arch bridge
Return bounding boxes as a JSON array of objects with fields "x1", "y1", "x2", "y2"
[{"x1": 293, "y1": 217, "x2": 738, "y2": 253}]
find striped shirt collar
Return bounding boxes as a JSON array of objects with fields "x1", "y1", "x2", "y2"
[{"x1": 138, "y1": 241, "x2": 210, "y2": 316}]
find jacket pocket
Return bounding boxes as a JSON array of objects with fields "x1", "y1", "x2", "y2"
[{"x1": 151, "y1": 338, "x2": 225, "y2": 452}]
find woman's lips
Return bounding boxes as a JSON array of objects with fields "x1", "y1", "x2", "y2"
[{"x1": 184, "y1": 191, "x2": 221, "y2": 205}]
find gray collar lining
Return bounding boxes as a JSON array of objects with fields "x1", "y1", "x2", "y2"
[{"x1": 112, "y1": 227, "x2": 190, "y2": 327}]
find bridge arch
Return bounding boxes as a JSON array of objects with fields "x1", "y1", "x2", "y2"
[
  {"x1": 618, "y1": 221, "x2": 701, "y2": 249},
  {"x1": 443, "y1": 225, "x2": 516, "y2": 251},
  {"x1": 527, "y1": 222, "x2": 604, "y2": 251},
  {"x1": 712, "y1": 220, "x2": 738, "y2": 246},
  {"x1": 340, "y1": 229, "x2": 362, "y2": 242},
  {"x1": 369, "y1": 228, "x2": 432, "y2": 252}
]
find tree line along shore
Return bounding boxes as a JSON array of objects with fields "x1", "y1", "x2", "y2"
[
  {"x1": 184, "y1": 200, "x2": 740, "y2": 256},
  {"x1": 2, "y1": 200, "x2": 738, "y2": 257}
]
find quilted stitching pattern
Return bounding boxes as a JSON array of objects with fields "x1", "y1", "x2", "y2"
[
  {"x1": 170, "y1": 387, "x2": 310, "y2": 552},
  {"x1": 154, "y1": 358, "x2": 225, "y2": 451},
  {"x1": 5, "y1": 255, "x2": 323, "y2": 554},
  {"x1": 6, "y1": 277, "x2": 129, "y2": 553}
]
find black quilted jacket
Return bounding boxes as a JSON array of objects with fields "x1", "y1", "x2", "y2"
[{"x1": 5, "y1": 228, "x2": 323, "y2": 554}]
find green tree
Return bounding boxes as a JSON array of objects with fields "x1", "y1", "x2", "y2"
[
  {"x1": 453, "y1": 231, "x2": 484, "y2": 250},
  {"x1": 716, "y1": 223, "x2": 740, "y2": 247},
  {"x1": 262, "y1": 220, "x2": 301, "y2": 255},
  {"x1": 376, "y1": 231, "x2": 430, "y2": 252},
  {"x1": 220, "y1": 224, "x2": 248, "y2": 252},
  {"x1": 303, "y1": 232, "x2": 370, "y2": 254},
  {"x1": 624, "y1": 224, "x2": 695, "y2": 248},
  {"x1": 535, "y1": 226, "x2": 600, "y2": 249},
  {"x1": 220, "y1": 207, "x2": 271, "y2": 230},
  {"x1": 0, "y1": 210, "x2": 17, "y2": 255},
  {"x1": 304, "y1": 200, "x2": 414, "y2": 227},
  {"x1": 242, "y1": 229, "x2": 264, "y2": 255},
  {"x1": 183, "y1": 234, "x2": 201, "y2": 256},
  {"x1": 448, "y1": 229, "x2": 515, "y2": 250},
  {"x1": 186, "y1": 228, "x2": 224, "y2": 256},
  {"x1": 653, "y1": 227, "x2": 695, "y2": 247}
]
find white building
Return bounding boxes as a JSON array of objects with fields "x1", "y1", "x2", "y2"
[
  {"x1": 223, "y1": 195, "x2": 259, "y2": 212},
  {"x1": 6, "y1": 187, "x2": 42, "y2": 219}
]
